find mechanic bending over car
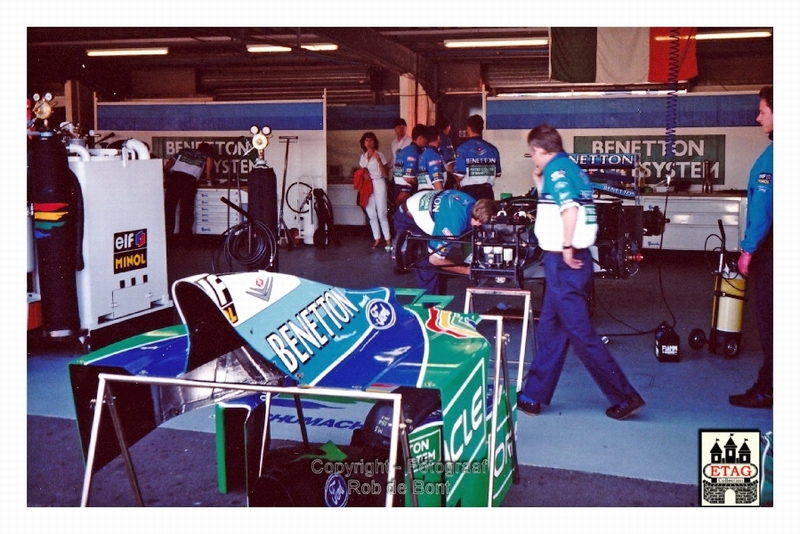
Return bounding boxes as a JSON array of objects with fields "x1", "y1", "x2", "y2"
[{"x1": 394, "y1": 189, "x2": 498, "y2": 295}]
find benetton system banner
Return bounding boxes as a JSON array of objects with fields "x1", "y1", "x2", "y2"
[{"x1": 573, "y1": 135, "x2": 726, "y2": 185}]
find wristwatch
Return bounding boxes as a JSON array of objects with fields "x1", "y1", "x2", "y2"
[{"x1": 562, "y1": 244, "x2": 572, "y2": 250}]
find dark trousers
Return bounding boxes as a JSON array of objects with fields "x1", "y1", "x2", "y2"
[
  {"x1": 393, "y1": 205, "x2": 447, "y2": 295},
  {"x1": 392, "y1": 183, "x2": 413, "y2": 206},
  {"x1": 521, "y1": 249, "x2": 638, "y2": 406},
  {"x1": 751, "y1": 230, "x2": 773, "y2": 393},
  {"x1": 164, "y1": 171, "x2": 197, "y2": 236},
  {"x1": 460, "y1": 183, "x2": 494, "y2": 201}
]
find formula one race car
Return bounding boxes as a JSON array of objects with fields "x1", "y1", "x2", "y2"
[
  {"x1": 395, "y1": 153, "x2": 665, "y2": 288},
  {"x1": 395, "y1": 192, "x2": 648, "y2": 289},
  {"x1": 69, "y1": 271, "x2": 519, "y2": 507}
]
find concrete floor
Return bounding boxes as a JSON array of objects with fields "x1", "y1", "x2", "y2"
[{"x1": 26, "y1": 227, "x2": 778, "y2": 509}]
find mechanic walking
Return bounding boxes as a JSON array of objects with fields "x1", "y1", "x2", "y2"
[
  {"x1": 518, "y1": 124, "x2": 644, "y2": 420},
  {"x1": 729, "y1": 86, "x2": 773, "y2": 409}
]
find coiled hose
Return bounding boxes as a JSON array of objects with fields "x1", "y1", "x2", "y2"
[{"x1": 218, "y1": 220, "x2": 278, "y2": 272}]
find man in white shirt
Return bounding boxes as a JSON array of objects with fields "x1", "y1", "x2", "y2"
[{"x1": 389, "y1": 117, "x2": 412, "y2": 169}]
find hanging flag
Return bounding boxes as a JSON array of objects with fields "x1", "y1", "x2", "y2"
[
  {"x1": 648, "y1": 27, "x2": 698, "y2": 83},
  {"x1": 550, "y1": 27, "x2": 698, "y2": 84}
]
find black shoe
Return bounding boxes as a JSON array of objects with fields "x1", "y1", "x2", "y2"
[
  {"x1": 517, "y1": 397, "x2": 541, "y2": 416},
  {"x1": 729, "y1": 386, "x2": 773, "y2": 409},
  {"x1": 606, "y1": 394, "x2": 645, "y2": 420}
]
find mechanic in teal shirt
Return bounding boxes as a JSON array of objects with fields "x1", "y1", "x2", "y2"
[
  {"x1": 394, "y1": 190, "x2": 497, "y2": 294},
  {"x1": 730, "y1": 86, "x2": 773, "y2": 409},
  {"x1": 518, "y1": 123, "x2": 644, "y2": 421}
]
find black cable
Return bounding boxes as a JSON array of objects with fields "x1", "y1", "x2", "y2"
[
  {"x1": 213, "y1": 220, "x2": 277, "y2": 273},
  {"x1": 592, "y1": 282, "x2": 662, "y2": 337},
  {"x1": 592, "y1": 195, "x2": 677, "y2": 336}
]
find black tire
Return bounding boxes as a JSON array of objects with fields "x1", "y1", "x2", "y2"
[
  {"x1": 313, "y1": 227, "x2": 327, "y2": 248},
  {"x1": 689, "y1": 328, "x2": 706, "y2": 350},
  {"x1": 395, "y1": 230, "x2": 426, "y2": 274},
  {"x1": 393, "y1": 230, "x2": 411, "y2": 273},
  {"x1": 249, "y1": 473, "x2": 294, "y2": 507}
]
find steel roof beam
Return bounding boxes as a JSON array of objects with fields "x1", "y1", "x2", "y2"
[{"x1": 312, "y1": 27, "x2": 437, "y2": 97}]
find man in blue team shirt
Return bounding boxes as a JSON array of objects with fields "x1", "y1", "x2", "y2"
[
  {"x1": 435, "y1": 115, "x2": 456, "y2": 187},
  {"x1": 392, "y1": 124, "x2": 428, "y2": 205},
  {"x1": 729, "y1": 86, "x2": 773, "y2": 409},
  {"x1": 417, "y1": 126, "x2": 445, "y2": 191},
  {"x1": 454, "y1": 114, "x2": 502, "y2": 201},
  {"x1": 394, "y1": 189, "x2": 497, "y2": 295},
  {"x1": 517, "y1": 123, "x2": 644, "y2": 421}
]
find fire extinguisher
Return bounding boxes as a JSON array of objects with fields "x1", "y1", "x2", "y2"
[
  {"x1": 689, "y1": 220, "x2": 746, "y2": 358},
  {"x1": 29, "y1": 130, "x2": 84, "y2": 340}
]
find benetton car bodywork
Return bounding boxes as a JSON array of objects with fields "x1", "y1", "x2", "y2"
[{"x1": 69, "y1": 271, "x2": 518, "y2": 506}]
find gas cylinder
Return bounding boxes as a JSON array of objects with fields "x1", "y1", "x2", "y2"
[
  {"x1": 29, "y1": 132, "x2": 83, "y2": 340},
  {"x1": 713, "y1": 271, "x2": 746, "y2": 335}
]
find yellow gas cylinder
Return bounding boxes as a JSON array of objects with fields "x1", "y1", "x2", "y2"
[{"x1": 713, "y1": 271, "x2": 746, "y2": 334}]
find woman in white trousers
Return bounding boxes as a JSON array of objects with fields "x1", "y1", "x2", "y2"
[{"x1": 359, "y1": 131, "x2": 392, "y2": 249}]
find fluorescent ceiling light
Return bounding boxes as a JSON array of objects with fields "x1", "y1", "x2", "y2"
[
  {"x1": 247, "y1": 43, "x2": 338, "y2": 53},
  {"x1": 695, "y1": 30, "x2": 772, "y2": 41},
  {"x1": 247, "y1": 44, "x2": 291, "y2": 53},
  {"x1": 86, "y1": 47, "x2": 169, "y2": 57},
  {"x1": 444, "y1": 38, "x2": 548, "y2": 49},
  {"x1": 302, "y1": 43, "x2": 338, "y2": 52}
]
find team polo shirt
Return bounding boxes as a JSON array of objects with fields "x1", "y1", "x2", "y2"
[
  {"x1": 454, "y1": 138, "x2": 502, "y2": 187},
  {"x1": 417, "y1": 146, "x2": 445, "y2": 190},
  {"x1": 393, "y1": 143, "x2": 424, "y2": 187},
  {"x1": 406, "y1": 190, "x2": 475, "y2": 258},
  {"x1": 534, "y1": 152, "x2": 598, "y2": 251},
  {"x1": 439, "y1": 134, "x2": 456, "y2": 167},
  {"x1": 740, "y1": 143, "x2": 773, "y2": 254}
]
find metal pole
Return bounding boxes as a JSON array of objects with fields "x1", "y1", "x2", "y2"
[
  {"x1": 258, "y1": 391, "x2": 272, "y2": 478},
  {"x1": 501, "y1": 335, "x2": 521, "y2": 484},
  {"x1": 398, "y1": 407, "x2": 418, "y2": 507},
  {"x1": 80, "y1": 376, "x2": 108, "y2": 507},
  {"x1": 293, "y1": 394, "x2": 311, "y2": 452},
  {"x1": 277, "y1": 136, "x2": 299, "y2": 249},
  {"x1": 385, "y1": 396, "x2": 402, "y2": 508},
  {"x1": 486, "y1": 317, "x2": 503, "y2": 507},
  {"x1": 104, "y1": 383, "x2": 145, "y2": 506}
]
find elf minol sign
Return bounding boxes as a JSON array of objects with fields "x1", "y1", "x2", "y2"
[{"x1": 114, "y1": 229, "x2": 147, "y2": 274}]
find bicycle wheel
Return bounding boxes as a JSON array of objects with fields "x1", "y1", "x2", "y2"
[{"x1": 286, "y1": 181, "x2": 313, "y2": 214}]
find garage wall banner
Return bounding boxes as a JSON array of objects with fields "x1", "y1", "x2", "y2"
[
  {"x1": 573, "y1": 134, "x2": 726, "y2": 185},
  {"x1": 97, "y1": 101, "x2": 324, "y2": 132},
  {"x1": 486, "y1": 93, "x2": 759, "y2": 131}
]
